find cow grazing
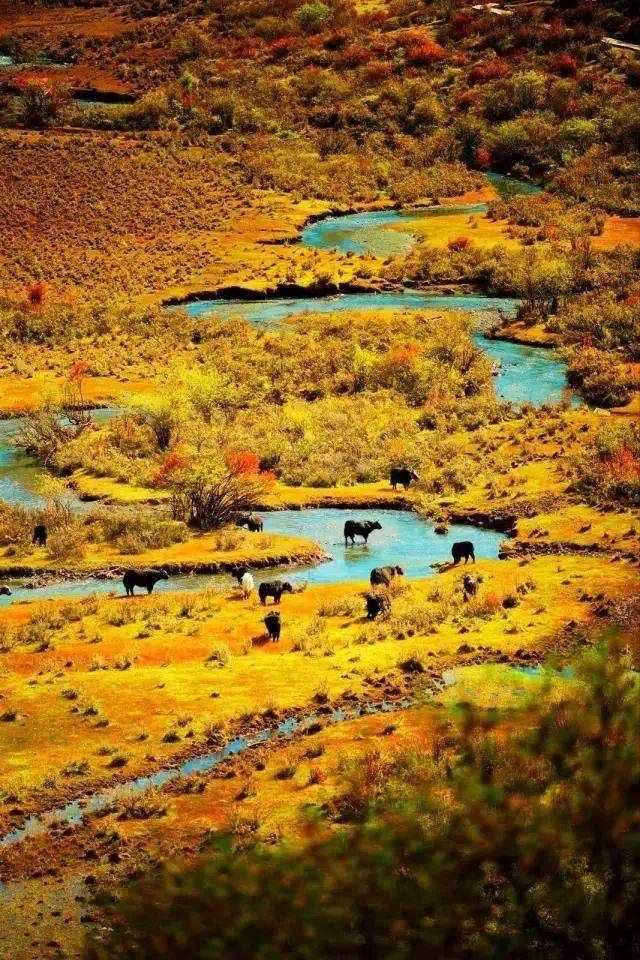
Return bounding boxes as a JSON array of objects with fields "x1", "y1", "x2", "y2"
[
  {"x1": 32, "y1": 525, "x2": 47, "y2": 547},
  {"x1": 370, "y1": 565, "x2": 404, "y2": 587},
  {"x1": 258, "y1": 580, "x2": 294, "y2": 606},
  {"x1": 123, "y1": 569, "x2": 169, "y2": 597},
  {"x1": 264, "y1": 610, "x2": 281, "y2": 642},
  {"x1": 0, "y1": 586, "x2": 11, "y2": 597},
  {"x1": 230, "y1": 566, "x2": 250, "y2": 585},
  {"x1": 344, "y1": 519, "x2": 382, "y2": 546},
  {"x1": 238, "y1": 515, "x2": 264, "y2": 533},
  {"x1": 241, "y1": 571, "x2": 255, "y2": 599},
  {"x1": 390, "y1": 467, "x2": 419, "y2": 491},
  {"x1": 452, "y1": 541, "x2": 475, "y2": 565},
  {"x1": 365, "y1": 592, "x2": 390, "y2": 620},
  {"x1": 462, "y1": 574, "x2": 479, "y2": 601}
]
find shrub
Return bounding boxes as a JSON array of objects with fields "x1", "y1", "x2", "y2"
[
  {"x1": 574, "y1": 423, "x2": 640, "y2": 506},
  {"x1": 406, "y1": 42, "x2": 447, "y2": 67},
  {"x1": 448, "y1": 236, "x2": 473, "y2": 252},
  {"x1": 206, "y1": 645, "x2": 230, "y2": 667},
  {"x1": 46, "y1": 523, "x2": 87, "y2": 562},
  {"x1": 296, "y1": 2, "x2": 333, "y2": 34}
]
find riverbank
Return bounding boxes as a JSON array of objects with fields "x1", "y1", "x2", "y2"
[
  {"x1": 1, "y1": 550, "x2": 636, "y2": 861},
  {"x1": 0, "y1": 530, "x2": 327, "y2": 581}
]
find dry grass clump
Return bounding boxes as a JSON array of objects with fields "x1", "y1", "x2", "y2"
[{"x1": 115, "y1": 788, "x2": 168, "y2": 821}]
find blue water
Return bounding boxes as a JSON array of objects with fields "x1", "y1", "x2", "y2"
[
  {"x1": 0, "y1": 408, "x2": 119, "y2": 510},
  {"x1": 259, "y1": 508, "x2": 503, "y2": 586},
  {"x1": 0, "y1": 507, "x2": 502, "y2": 606},
  {"x1": 170, "y1": 291, "x2": 575, "y2": 407},
  {"x1": 301, "y1": 172, "x2": 541, "y2": 255}
]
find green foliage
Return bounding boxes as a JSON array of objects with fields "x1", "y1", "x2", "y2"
[{"x1": 296, "y1": 2, "x2": 333, "y2": 34}]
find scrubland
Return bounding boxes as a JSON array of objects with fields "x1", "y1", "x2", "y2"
[{"x1": 0, "y1": 0, "x2": 639, "y2": 957}]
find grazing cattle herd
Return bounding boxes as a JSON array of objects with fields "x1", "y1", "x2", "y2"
[{"x1": 1, "y1": 500, "x2": 483, "y2": 646}]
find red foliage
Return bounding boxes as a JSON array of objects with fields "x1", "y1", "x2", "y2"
[
  {"x1": 338, "y1": 45, "x2": 374, "y2": 68},
  {"x1": 268, "y1": 36, "x2": 298, "y2": 58},
  {"x1": 551, "y1": 51, "x2": 578, "y2": 76},
  {"x1": 226, "y1": 450, "x2": 261, "y2": 476},
  {"x1": 388, "y1": 344, "x2": 422, "y2": 368},
  {"x1": 456, "y1": 90, "x2": 478, "y2": 111},
  {"x1": 324, "y1": 30, "x2": 347, "y2": 51},
  {"x1": 475, "y1": 145, "x2": 491, "y2": 170},
  {"x1": 228, "y1": 38, "x2": 263, "y2": 59},
  {"x1": 448, "y1": 236, "x2": 473, "y2": 252},
  {"x1": 259, "y1": 470, "x2": 277, "y2": 492},
  {"x1": 468, "y1": 60, "x2": 509, "y2": 85},
  {"x1": 153, "y1": 448, "x2": 192, "y2": 488},
  {"x1": 546, "y1": 19, "x2": 570, "y2": 49},
  {"x1": 602, "y1": 446, "x2": 640, "y2": 481},
  {"x1": 363, "y1": 60, "x2": 393, "y2": 83},
  {"x1": 406, "y1": 41, "x2": 447, "y2": 66},
  {"x1": 451, "y1": 53, "x2": 469, "y2": 67},
  {"x1": 67, "y1": 359, "x2": 89, "y2": 383},
  {"x1": 625, "y1": 294, "x2": 640, "y2": 307},
  {"x1": 451, "y1": 13, "x2": 474, "y2": 40},
  {"x1": 360, "y1": 10, "x2": 388, "y2": 26},
  {"x1": 26, "y1": 281, "x2": 47, "y2": 309}
]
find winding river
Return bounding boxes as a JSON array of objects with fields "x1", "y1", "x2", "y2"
[
  {"x1": 300, "y1": 171, "x2": 541, "y2": 256},
  {"x1": 0, "y1": 172, "x2": 570, "y2": 603},
  {"x1": 175, "y1": 290, "x2": 575, "y2": 407},
  {"x1": 0, "y1": 508, "x2": 504, "y2": 606},
  {"x1": 170, "y1": 172, "x2": 577, "y2": 407}
]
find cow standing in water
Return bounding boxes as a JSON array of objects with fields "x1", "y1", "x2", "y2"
[
  {"x1": 344, "y1": 519, "x2": 382, "y2": 546},
  {"x1": 123, "y1": 569, "x2": 169, "y2": 596}
]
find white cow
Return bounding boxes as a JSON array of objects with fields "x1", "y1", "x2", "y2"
[{"x1": 241, "y1": 571, "x2": 255, "y2": 599}]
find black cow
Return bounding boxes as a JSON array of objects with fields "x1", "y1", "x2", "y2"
[
  {"x1": 344, "y1": 519, "x2": 382, "y2": 546},
  {"x1": 123, "y1": 569, "x2": 169, "y2": 597},
  {"x1": 32, "y1": 525, "x2": 47, "y2": 547},
  {"x1": 390, "y1": 467, "x2": 419, "y2": 491},
  {"x1": 452, "y1": 541, "x2": 475, "y2": 565},
  {"x1": 462, "y1": 574, "x2": 479, "y2": 601},
  {"x1": 365, "y1": 592, "x2": 390, "y2": 620},
  {"x1": 238, "y1": 515, "x2": 264, "y2": 533},
  {"x1": 0, "y1": 586, "x2": 11, "y2": 597},
  {"x1": 258, "y1": 580, "x2": 294, "y2": 606},
  {"x1": 264, "y1": 610, "x2": 281, "y2": 642},
  {"x1": 230, "y1": 566, "x2": 250, "y2": 585},
  {"x1": 370, "y1": 565, "x2": 404, "y2": 587}
]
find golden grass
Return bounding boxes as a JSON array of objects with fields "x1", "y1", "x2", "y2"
[
  {"x1": 0, "y1": 529, "x2": 321, "y2": 575},
  {"x1": 0, "y1": 553, "x2": 635, "y2": 801},
  {"x1": 0, "y1": 134, "x2": 366, "y2": 304},
  {"x1": 0, "y1": 374, "x2": 156, "y2": 415},
  {"x1": 392, "y1": 211, "x2": 525, "y2": 251}
]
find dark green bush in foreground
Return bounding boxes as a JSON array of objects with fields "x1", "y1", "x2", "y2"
[{"x1": 86, "y1": 638, "x2": 640, "y2": 960}]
